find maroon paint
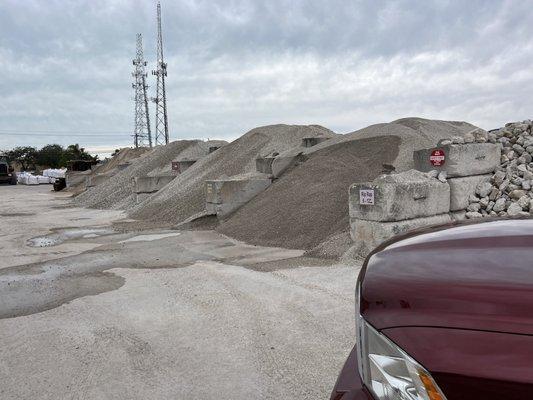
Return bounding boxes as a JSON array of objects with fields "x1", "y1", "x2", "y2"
[
  {"x1": 361, "y1": 219, "x2": 533, "y2": 334},
  {"x1": 331, "y1": 218, "x2": 533, "y2": 400}
]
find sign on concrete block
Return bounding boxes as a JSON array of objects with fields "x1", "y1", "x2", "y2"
[
  {"x1": 430, "y1": 149, "x2": 446, "y2": 166},
  {"x1": 359, "y1": 189, "x2": 375, "y2": 205},
  {"x1": 171, "y1": 161, "x2": 180, "y2": 173}
]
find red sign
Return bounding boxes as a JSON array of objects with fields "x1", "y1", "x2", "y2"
[
  {"x1": 171, "y1": 161, "x2": 180, "y2": 172},
  {"x1": 430, "y1": 149, "x2": 445, "y2": 166}
]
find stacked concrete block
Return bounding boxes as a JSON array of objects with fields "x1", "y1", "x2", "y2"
[
  {"x1": 132, "y1": 175, "x2": 176, "y2": 203},
  {"x1": 349, "y1": 170, "x2": 452, "y2": 256},
  {"x1": 414, "y1": 131, "x2": 501, "y2": 220},
  {"x1": 414, "y1": 142, "x2": 500, "y2": 177},
  {"x1": 206, "y1": 175, "x2": 272, "y2": 218}
]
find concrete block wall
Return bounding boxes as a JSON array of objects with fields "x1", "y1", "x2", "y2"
[
  {"x1": 206, "y1": 176, "x2": 272, "y2": 218},
  {"x1": 348, "y1": 139, "x2": 501, "y2": 258},
  {"x1": 132, "y1": 175, "x2": 176, "y2": 203},
  {"x1": 349, "y1": 170, "x2": 452, "y2": 256},
  {"x1": 414, "y1": 141, "x2": 500, "y2": 219}
]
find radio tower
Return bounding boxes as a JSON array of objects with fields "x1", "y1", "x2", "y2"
[
  {"x1": 132, "y1": 33, "x2": 152, "y2": 148},
  {"x1": 152, "y1": 1, "x2": 169, "y2": 145}
]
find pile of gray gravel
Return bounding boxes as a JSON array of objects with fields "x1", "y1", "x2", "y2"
[
  {"x1": 217, "y1": 118, "x2": 476, "y2": 258},
  {"x1": 466, "y1": 120, "x2": 533, "y2": 218},
  {"x1": 128, "y1": 124, "x2": 335, "y2": 223},
  {"x1": 74, "y1": 140, "x2": 201, "y2": 210}
]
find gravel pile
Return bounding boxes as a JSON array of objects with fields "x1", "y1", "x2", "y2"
[
  {"x1": 466, "y1": 120, "x2": 533, "y2": 218},
  {"x1": 74, "y1": 140, "x2": 201, "y2": 210},
  {"x1": 217, "y1": 118, "x2": 476, "y2": 257},
  {"x1": 147, "y1": 140, "x2": 227, "y2": 177},
  {"x1": 128, "y1": 124, "x2": 335, "y2": 223}
]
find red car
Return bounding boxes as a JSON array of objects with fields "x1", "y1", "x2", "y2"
[{"x1": 331, "y1": 218, "x2": 533, "y2": 400}]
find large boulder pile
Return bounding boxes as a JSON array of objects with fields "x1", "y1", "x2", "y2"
[{"x1": 466, "y1": 121, "x2": 533, "y2": 218}]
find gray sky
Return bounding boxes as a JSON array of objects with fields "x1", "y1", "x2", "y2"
[{"x1": 1, "y1": 0, "x2": 532, "y2": 157}]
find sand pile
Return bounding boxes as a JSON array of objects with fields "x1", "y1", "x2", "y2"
[
  {"x1": 217, "y1": 118, "x2": 477, "y2": 258},
  {"x1": 128, "y1": 124, "x2": 335, "y2": 223},
  {"x1": 74, "y1": 140, "x2": 201, "y2": 210}
]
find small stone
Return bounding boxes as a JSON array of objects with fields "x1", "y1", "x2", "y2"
[
  {"x1": 468, "y1": 194, "x2": 480, "y2": 203},
  {"x1": 509, "y1": 189, "x2": 527, "y2": 200},
  {"x1": 470, "y1": 128, "x2": 489, "y2": 143},
  {"x1": 463, "y1": 132, "x2": 475, "y2": 143},
  {"x1": 488, "y1": 133, "x2": 497, "y2": 143},
  {"x1": 529, "y1": 199, "x2": 533, "y2": 214},
  {"x1": 467, "y1": 203, "x2": 481, "y2": 212},
  {"x1": 522, "y1": 180, "x2": 531, "y2": 190},
  {"x1": 507, "y1": 202, "x2": 523, "y2": 216},
  {"x1": 498, "y1": 211, "x2": 508, "y2": 217},
  {"x1": 451, "y1": 136, "x2": 464, "y2": 144},
  {"x1": 513, "y1": 144, "x2": 525, "y2": 155},
  {"x1": 507, "y1": 150, "x2": 516, "y2": 160},
  {"x1": 518, "y1": 195, "x2": 530, "y2": 210},
  {"x1": 426, "y1": 170, "x2": 439, "y2": 179},
  {"x1": 490, "y1": 211, "x2": 498, "y2": 216},
  {"x1": 488, "y1": 188, "x2": 500, "y2": 201},
  {"x1": 476, "y1": 182, "x2": 493, "y2": 198},
  {"x1": 486, "y1": 201, "x2": 495, "y2": 212},
  {"x1": 479, "y1": 197, "x2": 490, "y2": 208},
  {"x1": 437, "y1": 171, "x2": 447, "y2": 183},
  {"x1": 440, "y1": 139, "x2": 453, "y2": 146},
  {"x1": 493, "y1": 198, "x2": 507, "y2": 212},
  {"x1": 466, "y1": 211, "x2": 483, "y2": 219},
  {"x1": 499, "y1": 180, "x2": 509, "y2": 191},
  {"x1": 493, "y1": 170, "x2": 506, "y2": 186},
  {"x1": 527, "y1": 145, "x2": 533, "y2": 154},
  {"x1": 522, "y1": 153, "x2": 532, "y2": 163}
]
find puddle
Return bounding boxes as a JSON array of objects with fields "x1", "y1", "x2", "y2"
[
  {"x1": 119, "y1": 232, "x2": 181, "y2": 243},
  {"x1": 27, "y1": 227, "x2": 115, "y2": 248}
]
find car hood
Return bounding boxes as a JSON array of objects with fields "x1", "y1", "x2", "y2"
[{"x1": 361, "y1": 219, "x2": 533, "y2": 335}]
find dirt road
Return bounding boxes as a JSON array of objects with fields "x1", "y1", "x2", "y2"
[{"x1": 0, "y1": 185, "x2": 358, "y2": 399}]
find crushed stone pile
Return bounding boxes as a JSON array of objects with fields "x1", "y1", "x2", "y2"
[
  {"x1": 73, "y1": 140, "x2": 201, "y2": 210},
  {"x1": 147, "y1": 140, "x2": 227, "y2": 177},
  {"x1": 96, "y1": 147, "x2": 150, "y2": 175},
  {"x1": 67, "y1": 147, "x2": 149, "y2": 195},
  {"x1": 466, "y1": 120, "x2": 533, "y2": 218},
  {"x1": 217, "y1": 118, "x2": 477, "y2": 258},
  {"x1": 128, "y1": 124, "x2": 335, "y2": 223}
]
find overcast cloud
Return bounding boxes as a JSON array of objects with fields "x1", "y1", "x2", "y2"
[{"x1": 1, "y1": 0, "x2": 533, "y2": 156}]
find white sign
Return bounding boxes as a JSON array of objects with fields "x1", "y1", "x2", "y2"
[{"x1": 359, "y1": 189, "x2": 375, "y2": 205}]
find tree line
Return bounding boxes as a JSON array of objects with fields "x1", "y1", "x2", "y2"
[{"x1": 0, "y1": 144, "x2": 98, "y2": 170}]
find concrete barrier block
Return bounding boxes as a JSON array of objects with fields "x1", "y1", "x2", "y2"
[
  {"x1": 85, "y1": 174, "x2": 109, "y2": 188},
  {"x1": 414, "y1": 143, "x2": 500, "y2": 177},
  {"x1": 206, "y1": 176, "x2": 272, "y2": 217},
  {"x1": 350, "y1": 213, "x2": 452, "y2": 256},
  {"x1": 448, "y1": 174, "x2": 492, "y2": 211},
  {"x1": 255, "y1": 157, "x2": 275, "y2": 174},
  {"x1": 349, "y1": 170, "x2": 450, "y2": 222},
  {"x1": 133, "y1": 175, "x2": 176, "y2": 194}
]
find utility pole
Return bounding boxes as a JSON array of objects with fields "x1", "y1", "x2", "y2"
[
  {"x1": 132, "y1": 33, "x2": 152, "y2": 148},
  {"x1": 152, "y1": 1, "x2": 169, "y2": 145}
]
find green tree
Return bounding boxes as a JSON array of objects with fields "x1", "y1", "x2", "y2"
[
  {"x1": 36, "y1": 144, "x2": 64, "y2": 168},
  {"x1": 5, "y1": 146, "x2": 38, "y2": 170}
]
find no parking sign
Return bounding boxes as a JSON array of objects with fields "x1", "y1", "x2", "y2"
[{"x1": 430, "y1": 149, "x2": 446, "y2": 166}]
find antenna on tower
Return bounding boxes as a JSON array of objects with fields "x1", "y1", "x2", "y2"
[
  {"x1": 151, "y1": 1, "x2": 169, "y2": 145},
  {"x1": 132, "y1": 33, "x2": 152, "y2": 148}
]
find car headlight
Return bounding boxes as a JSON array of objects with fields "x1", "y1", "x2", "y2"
[{"x1": 355, "y1": 281, "x2": 447, "y2": 400}]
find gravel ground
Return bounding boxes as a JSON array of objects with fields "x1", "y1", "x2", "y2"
[
  {"x1": 0, "y1": 185, "x2": 358, "y2": 400},
  {"x1": 129, "y1": 124, "x2": 335, "y2": 224}
]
